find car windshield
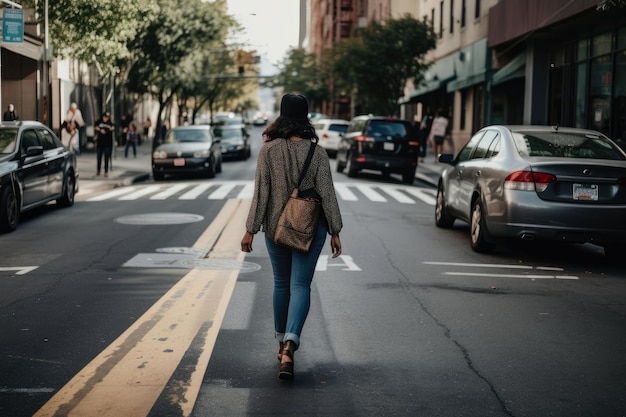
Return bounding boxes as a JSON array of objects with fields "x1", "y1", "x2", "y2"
[
  {"x1": 329, "y1": 124, "x2": 348, "y2": 133},
  {"x1": 213, "y1": 128, "x2": 242, "y2": 139},
  {"x1": 512, "y1": 131, "x2": 626, "y2": 161},
  {"x1": 0, "y1": 128, "x2": 17, "y2": 154},
  {"x1": 165, "y1": 129, "x2": 211, "y2": 143},
  {"x1": 366, "y1": 120, "x2": 409, "y2": 139}
]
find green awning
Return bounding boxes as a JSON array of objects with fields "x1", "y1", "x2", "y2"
[
  {"x1": 492, "y1": 53, "x2": 526, "y2": 86},
  {"x1": 447, "y1": 72, "x2": 486, "y2": 92}
]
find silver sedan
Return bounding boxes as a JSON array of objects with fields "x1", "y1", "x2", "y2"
[{"x1": 435, "y1": 125, "x2": 626, "y2": 261}]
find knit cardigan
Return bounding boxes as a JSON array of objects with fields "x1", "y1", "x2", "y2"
[{"x1": 246, "y1": 138, "x2": 343, "y2": 238}]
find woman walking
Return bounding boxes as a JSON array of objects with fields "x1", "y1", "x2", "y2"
[{"x1": 241, "y1": 93, "x2": 343, "y2": 380}]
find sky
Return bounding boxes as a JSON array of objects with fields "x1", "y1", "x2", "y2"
[{"x1": 226, "y1": 0, "x2": 301, "y2": 76}]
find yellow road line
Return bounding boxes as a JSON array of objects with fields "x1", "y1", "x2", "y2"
[{"x1": 35, "y1": 199, "x2": 251, "y2": 417}]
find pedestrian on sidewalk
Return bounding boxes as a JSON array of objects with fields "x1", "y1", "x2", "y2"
[
  {"x1": 142, "y1": 117, "x2": 152, "y2": 145},
  {"x1": 94, "y1": 111, "x2": 115, "y2": 177},
  {"x1": 240, "y1": 93, "x2": 343, "y2": 381},
  {"x1": 3, "y1": 104, "x2": 18, "y2": 121},
  {"x1": 124, "y1": 122, "x2": 138, "y2": 158},
  {"x1": 61, "y1": 102, "x2": 85, "y2": 155},
  {"x1": 419, "y1": 106, "x2": 433, "y2": 161},
  {"x1": 429, "y1": 108, "x2": 448, "y2": 163}
]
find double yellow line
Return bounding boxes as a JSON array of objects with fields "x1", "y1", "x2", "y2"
[{"x1": 35, "y1": 199, "x2": 250, "y2": 417}]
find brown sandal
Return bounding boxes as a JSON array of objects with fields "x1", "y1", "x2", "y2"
[
  {"x1": 278, "y1": 341, "x2": 295, "y2": 380},
  {"x1": 277, "y1": 341, "x2": 284, "y2": 362}
]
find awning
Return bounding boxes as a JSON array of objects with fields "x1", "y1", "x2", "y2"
[
  {"x1": 447, "y1": 72, "x2": 486, "y2": 92},
  {"x1": 492, "y1": 53, "x2": 526, "y2": 86}
]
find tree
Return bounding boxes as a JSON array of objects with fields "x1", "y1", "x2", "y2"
[
  {"x1": 124, "y1": 0, "x2": 232, "y2": 144},
  {"x1": 25, "y1": 0, "x2": 157, "y2": 77},
  {"x1": 328, "y1": 15, "x2": 437, "y2": 116},
  {"x1": 265, "y1": 48, "x2": 330, "y2": 112}
]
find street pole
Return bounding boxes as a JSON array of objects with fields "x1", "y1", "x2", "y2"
[{"x1": 0, "y1": 0, "x2": 24, "y2": 121}]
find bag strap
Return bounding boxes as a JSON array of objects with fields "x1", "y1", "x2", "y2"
[{"x1": 297, "y1": 141, "x2": 316, "y2": 189}]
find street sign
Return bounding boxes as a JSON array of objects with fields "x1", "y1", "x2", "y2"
[{"x1": 2, "y1": 8, "x2": 24, "y2": 44}]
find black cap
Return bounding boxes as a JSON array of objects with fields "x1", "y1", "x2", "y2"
[
  {"x1": 103, "y1": 111, "x2": 111, "y2": 118},
  {"x1": 280, "y1": 94, "x2": 309, "y2": 122}
]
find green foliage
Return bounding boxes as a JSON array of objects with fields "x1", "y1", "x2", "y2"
[
  {"x1": 597, "y1": 0, "x2": 626, "y2": 10},
  {"x1": 266, "y1": 48, "x2": 330, "y2": 111},
  {"x1": 328, "y1": 14, "x2": 437, "y2": 116},
  {"x1": 24, "y1": 0, "x2": 158, "y2": 77}
]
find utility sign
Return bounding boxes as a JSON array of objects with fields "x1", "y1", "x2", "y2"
[{"x1": 3, "y1": 8, "x2": 24, "y2": 43}]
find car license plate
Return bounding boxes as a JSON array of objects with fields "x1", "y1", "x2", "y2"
[
  {"x1": 174, "y1": 158, "x2": 185, "y2": 166},
  {"x1": 383, "y1": 142, "x2": 394, "y2": 151},
  {"x1": 573, "y1": 183, "x2": 598, "y2": 200}
]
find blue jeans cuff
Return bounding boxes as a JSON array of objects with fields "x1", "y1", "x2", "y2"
[{"x1": 284, "y1": 333, "x2": 300, "y2": 349}]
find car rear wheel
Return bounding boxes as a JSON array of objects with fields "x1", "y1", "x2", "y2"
[
  {"x1": 206, "y1": 159, "x2": 216, "y2": 178},
  {"x1": 57, "y1": 171, "x2": 76, "y2": 207},
  {"x1": 153, "y1": 171, "x2": 165, "y2": 181},
  {"x1": 336, "y1": 157, "x2": 345, "y2": 173},
  {"x1": 402, "y1": 169, "x2": 415, "y2": 184},
  {"x1": 470, "y1": 198, "x2": 494, "y2": 253},
  {"x1": 435, "y1": 184, "x2": 454, "y2": 228},
  {"x1": 0, "y1": 186, "x2": 19, "y2": 233}
]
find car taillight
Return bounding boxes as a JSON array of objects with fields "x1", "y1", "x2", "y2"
[
  {"x1": 408, "y1": 141, "x2": 420, "y2": 147},
  {"x1": 322, "y1": 133, "x2": 329, "y2": 139},
  {"x1": 504, "y1": 170, "x2": 556, "y2": 192},
  {"x1": 356, "y1": 135, "x2": 374, "y2": 142}
]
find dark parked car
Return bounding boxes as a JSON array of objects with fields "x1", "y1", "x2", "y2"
[
  {"x1": 336, "y1": 115, "x2": 420, "y2": 183},
  {"x1": 435, "y1": 125, "x2": 626, "y2": 261},
  {"x1": 213, "y1": 124, "x2": 251, "y2": 160},
  {"x1": 0, "y1": 121, "x2": 78, "y2": 232},
  {"x1": 152, "y1": 125, "x2": 222, "y2": 181}
]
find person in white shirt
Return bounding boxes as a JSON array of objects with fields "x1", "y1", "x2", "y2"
[
  {"x1": 61, "y1": 102, "x2": 85, "y2": 154},
  {"x1": 428, "y1": 108, "x2": 449, "y2": 163}
]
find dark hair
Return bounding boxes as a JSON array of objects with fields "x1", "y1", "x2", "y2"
[{"x1": 262, "y1": 116, "x2": 318, "y2": 143}]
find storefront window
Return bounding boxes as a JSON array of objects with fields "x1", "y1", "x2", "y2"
[
  {"x1": 612, "y1": 50, "x2": 626, "y2": 145},
  {"x1": 589, "y1": 54, "x2": 612, "y2": 134},
  {"x1": 575, "y1": 62, "x2": 587, "y2": 128},
  {"x1": 617, "y1": 27, "x2": 626, "y2": 51},
  {"x1": 591, "y1": 33, "x2": 611, "y2": 57},
  {"x1": 577, "y1": 39, "x2": 588, "y2": 61}
]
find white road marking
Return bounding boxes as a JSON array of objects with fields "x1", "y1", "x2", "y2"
[
  {"x1": 118, "y1": 185, "x2": 162, "y2": 200},
  {"x1": 334, "y1": 183, "x2": 358, "y2": 201},
  {"x1": 86, "y1": 186, "x2": 137, "y2": 201},
  {"x1": 379, "y1": 186, "x2": 415, "y2": 204},
  {"x1": 179, "y1": 183, "x2": 212, "y2": 199},
  {"x1": 355, "y1": 184, "x2": 387, "y2": 202},
  {"x1": 444, "y1": 272, "x2": 579, "y2": 280},
  {"x1": 237, "y1": 182, "x2": 254, "y2": 199},
  {"x1": 150, "y1": 183, "x2": 190, "y2": 199},
  {"x1": 404, "y1": 188, "x2": 437, "y2": 205},
  {"x1": 424, "y1": 261, "x2": 577, "y2": 280},
  {"x1": 0, "y1": 266, "x2": 39, "y2": 275},
  {"x1": 209, "y1": 183, "x2": 237, "y2": 199},
  {"x1": 316, "y1": 255, "x2": 362, "y2": 271}
]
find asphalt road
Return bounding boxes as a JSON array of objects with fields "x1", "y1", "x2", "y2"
[{"x1": 1, "y1": 126, "x2": 625, "y2": 416}]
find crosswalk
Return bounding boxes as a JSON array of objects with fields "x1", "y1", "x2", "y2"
[{"x1": 81, "y1": 181, "x2": 437, "y2": 205}]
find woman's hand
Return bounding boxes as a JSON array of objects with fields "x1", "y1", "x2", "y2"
[
  {"x1": 330, "y1": 234, "x2": 342, "y2": 258},
  {"x1": 241, "y1": 231, "x2": 254, "y2": 252}
]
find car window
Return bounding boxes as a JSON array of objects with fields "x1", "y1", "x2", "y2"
[
  {"x1": 38, "y1": 128, "x2": 60, "y2": 150},
  {"x1": 213, "y1": 128, "x2": 242, "y2": 139},
  {"x1": 21, "y1": 129, "x2": 41, "y2": 152},
  {"x1": 0, "y1": 128, "x2": 17, "y2": 154},
  {"x1": 166, "y1": 129, "x2": 211, "y2": 143},
  {"x1": 456, "y1": 131, "x2": 485, "y2": 162},
  {"x1": 471, "y1": 130, "x2": 499, "y2": 159},
  {"x1": 367, "y1": 120, "x2": 409, "y2": 138},
  {"x1": 329, "y1": 124, "x2": 348, "y2": 133},
  {"x1": 485, "y1": 136, "x2": 501, "y2": 158},
  {"x1": 513, "y1": 131, "x2": 626, "y2": 160},
  {"x1": 348, "y1": 119, "x2": 365, "y2": 133}
]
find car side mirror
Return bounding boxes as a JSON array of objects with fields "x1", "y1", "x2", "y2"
[
  {"x1": 26, "y1": 146, "x2": 44, "y2": 157},
  {"x1": 438, "y1": 153, "x2": 454, "y2": 164}
]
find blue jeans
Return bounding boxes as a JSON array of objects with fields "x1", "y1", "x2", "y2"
[
  {"x1": 265, "y1": 219, "x2": 328, "y2": 349},
  {"x1": 124, "y1": 140, "x2": 136, "y2": 157},
  {"x1": 96, "y1": 146, "x2": 112, "y2": 174}
]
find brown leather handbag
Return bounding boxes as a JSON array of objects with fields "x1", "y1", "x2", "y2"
[{"x1": 274, "y1": 142, "x2": 321, "y2": 252}]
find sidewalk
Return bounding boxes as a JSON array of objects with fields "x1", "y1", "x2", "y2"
[{"x1": 75, "y1": 143, "x2": 152, "y2": 192}]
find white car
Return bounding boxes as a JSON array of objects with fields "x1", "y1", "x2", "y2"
[{"x1": 314, "y1": 119, "x2": 349, "y2": 157}]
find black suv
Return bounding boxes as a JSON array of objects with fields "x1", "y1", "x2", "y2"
[{"x1": 336, "y1": 115, "x2": 419, "y2": 183}]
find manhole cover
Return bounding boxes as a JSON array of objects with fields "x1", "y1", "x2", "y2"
[{"x1": 115, "y1": 213, "x2": 204, "y2": 225}]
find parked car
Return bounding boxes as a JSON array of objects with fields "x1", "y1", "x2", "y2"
[
  {"x1": 152, "y1": 125, "x2": 222, "y2": 181},
  {"x1": 213, "y1": 124, "x2": 251, "y2": 160},
  {"x1": 336, "y1": 115, "x2": 420, "y2": 183},
  {"x1": 211, "y1": 112, "x2": 243, "y2": 126},
  {"x1": 435, "y1": 125, "x2": 626, "y2": 261},
  {"x1": 0, "y1": 121, "x2": 78, "y2": 233},
  {"x1": 314, "y1": 118, "x2": 349, "y2": 158}
]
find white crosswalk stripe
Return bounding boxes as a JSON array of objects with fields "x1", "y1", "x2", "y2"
[{"x1": 84, "y1": 181, "x2": 437, "y2": 205}]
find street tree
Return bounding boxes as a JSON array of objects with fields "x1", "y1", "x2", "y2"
[
  {"x1": 265, "y1": 48, "x2": 330, "y2": 112},
  {"x1": 124, "y1": 0, "x2": 232, "y2": 143},
  {"x1": 328, "y1": 14, "x2": 437, "y2": 116}
]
